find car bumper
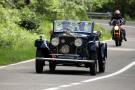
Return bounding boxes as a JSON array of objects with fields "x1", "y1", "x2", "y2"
[{"x1": 36, "y1": 57, "x2": 95, "y2": 63}]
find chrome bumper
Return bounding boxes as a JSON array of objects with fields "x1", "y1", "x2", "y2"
[{"x1": 36, "y1": 57, "x2": 95, "y2": 63}]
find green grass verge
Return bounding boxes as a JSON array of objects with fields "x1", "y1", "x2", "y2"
[
  {"x1": 95, "y1": 24, "x2": 111, "y2": 41},
  {"x1": 0, "y1": 46, "x2": 35, "y2": 65}
]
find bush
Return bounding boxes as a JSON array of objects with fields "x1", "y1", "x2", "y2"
[
  {"x1": 19, "y1": 19, "x2": 39, "y2": 31},
  {"x1": 0, "y1": 6, "x2": 38, "y2": 65}
]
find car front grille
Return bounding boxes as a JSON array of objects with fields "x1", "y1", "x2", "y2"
[{"x1": 57, "y1": 37, "x2": 76, "y2": 54}]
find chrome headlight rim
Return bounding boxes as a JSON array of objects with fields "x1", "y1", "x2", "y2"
[
  {"x1": 114, "y1": 26, "x2": 119, "y2": 31},
  {"x1": 51, "y1": 37, "x2": 59, "y2": 46},
  {"x1": 74, "y1": 38, "x2": 82, "y2": 47}
]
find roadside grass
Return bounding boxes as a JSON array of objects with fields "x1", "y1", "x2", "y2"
[
  {"x1": 0, "y1": 7, "x2": 38, "y2": 65},
  {"x1": 39, "y1": 20, "x2": 52, "y2": 40},
  {"x1": 0, "y1": 23, "x2": 38, "y2": 65},
  {"x1": 0, "y1": 46, "x2": 35, "y2": 65},
  {"x1": 95, "y1": 24, "x2": 111, "y2": 41}
]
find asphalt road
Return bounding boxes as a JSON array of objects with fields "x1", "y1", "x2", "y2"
[{"x1": 0, "y1": 19, "x2": 135, "y2": 90}]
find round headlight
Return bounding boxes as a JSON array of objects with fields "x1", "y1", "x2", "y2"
[
  {"x1": 51, "y1": 38, "x2": 59, "y2": 46},
  {"x1": 74, "y1": 38, "x2": 82, "y2": 47},
  {"x1": 114, "y1": 26, "x2": 119, "y2": 30}
]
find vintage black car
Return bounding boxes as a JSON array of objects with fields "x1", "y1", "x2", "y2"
[{"x1": 35, "y1": 20, "x2": 107, "y2": 75}]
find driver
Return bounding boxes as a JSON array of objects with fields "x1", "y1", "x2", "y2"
[
  {"x1": 62, "y1": 21, "x2": 70, "y2": 31},
  {"x1": 110, "y1": 10, "x2": 127, "y2": 41}
]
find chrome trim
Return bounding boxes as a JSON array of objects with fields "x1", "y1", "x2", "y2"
[
  {"x1": 50, "y1": 54, "x2": 79, "y2": 57},
  {"x1": 36, "y1": 57, "x2": 95, "y2": 63}
]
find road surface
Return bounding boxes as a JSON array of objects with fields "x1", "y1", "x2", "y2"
[{"x1": 0, "y1": 19, "x2": 135, "y2": 90}]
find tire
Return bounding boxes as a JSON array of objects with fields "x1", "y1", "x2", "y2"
[
  {"x1": 115, "y1": 40, "x2": 122, "y2": 46},
  {"x1": 35, "y1": 49, "x2": 44, "y2": 73},
  {"x1": 98, "y1": 60, "x2": 105, "y2": 73},
  {"x1": 90, "y1": 61, "x2": 97, "y2": 76},
  {"x1": 115, "y1": 40, "x2": 119, "y2": 46},
  {"x1": 35, "y1": 59, "x2": 44, "y2": 73},
  {"x1": 49, "y1": 61, "x2": 56, "y2": 72},
  {"x1": 98, "y1": 43, "x2": 106, "y2": 72},
  {"x1": 36, "y1": 48, "x2": 43, "y2": 57},
  {"x1": 119, "y1": 41, "x2": 122, "y2": 46}
]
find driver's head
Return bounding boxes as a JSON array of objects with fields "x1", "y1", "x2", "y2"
[
  {"x1": 114, "y1": 10, "x2": 121, "y2": 17},
  {"x1": 62, "y1": 21, "x2": 70, "y2": 29}
]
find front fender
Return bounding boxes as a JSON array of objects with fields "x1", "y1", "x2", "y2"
[
  {"x1": 100, "y1": 43, "x2": 107, "y2": 59},
  {"x1": 35, "y1": 39, "x2": 49, "y2": 49},
  {"x1": 87, "y1": 41, "x2": 98, "y2": 60},
  {"x1": 35, "y1": 39, "x2": 51, "y2": 58},
  {"x1": 87, "y1": 41, "x2": 97, "y2": 52}
]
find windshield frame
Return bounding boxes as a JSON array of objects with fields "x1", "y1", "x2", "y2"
[{"x1": 53, "y1": 20, "x2": 94, "y2": 33}]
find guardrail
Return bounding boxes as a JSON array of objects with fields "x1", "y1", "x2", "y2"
[{"x1": 87, "y1": 12, "x2": 112, "y2": 19}]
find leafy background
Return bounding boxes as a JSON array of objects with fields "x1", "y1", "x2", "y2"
[{"x1": 1, "y1": 0, "x2": 134, "y2": 65}]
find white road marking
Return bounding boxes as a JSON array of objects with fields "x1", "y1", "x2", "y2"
[
  {"x1": 70, "y1": 83, "x2": 82, "y2": 85},
  {"x1": 58, "y1": 85, "x2": 72, "y2": 88},
  {"x1": 43, "y1": 60, "x2": 135, "y2": 90},
  {"x1": 108, "y1": 48, "x2": 135, "y2": 51},
  {"x1": 0, "y1": 59, "x2": 34, "y2": 69},
  {"x1": 96, "y1": 23, "x2": 135, "y2": 29}
]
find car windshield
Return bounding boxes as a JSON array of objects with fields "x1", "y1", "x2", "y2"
[{"x1": 54, "y1": 20, "x2": 93, "y2": 33}]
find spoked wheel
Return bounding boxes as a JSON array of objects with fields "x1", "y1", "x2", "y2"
[
  {"x1": 90, "y1": 61, "x2": 97, "y2": 76},
  {"x1": 49, "y1": 61, "x2": 56, "y2": 72}
]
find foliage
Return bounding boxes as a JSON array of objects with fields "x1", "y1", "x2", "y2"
[
  {"x1": 0, "y1": 5, "x2": 38, "y2": 65},
  {"x1": 94, "y1": 0, "x2": 135, "y2": 19},
  {"x1": 0, "y1": 0, "x2": 111, "y2": 65},
  {"x1": 94, "y1": 24, "x2": 111, "y2": 40}
]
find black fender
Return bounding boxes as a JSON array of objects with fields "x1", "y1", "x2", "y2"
[
  {"x1": 35, "y1": 39, "x2": 51, "y2": 58},
  {"x1": 87, "y1": 41, "x2": 98, "y2": 60},
  {"x1": 87, "y1": 41, "x2": 97, "y2": 52},
  {"x1": 99, "y1": 43, "x2": 107, "y2": 59},
  {"x1": 35, "y1": 39, "x2": 49, "y2": 48}
]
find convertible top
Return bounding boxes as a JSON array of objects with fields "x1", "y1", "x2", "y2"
[{"x1": 53, "y1": 20, "x2": 94, "y2": 33}]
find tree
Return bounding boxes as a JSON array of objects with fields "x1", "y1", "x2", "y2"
[{"x1": 24, "y1": 0, "x2": 30, "y2": 5}]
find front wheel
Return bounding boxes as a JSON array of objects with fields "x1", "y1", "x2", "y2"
[
  {"x1": 35, "y1": 59, "x2": 44, "y2": 73},
  {"x1": 90, "y1": 61, "x2": 97, "y2": 75},
  {"x1": 115, "y1": 40, "x2": 122, "y2": 46},
  {"x1": 98, "y1": 60, "x2": 105, "y2": 73}
]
